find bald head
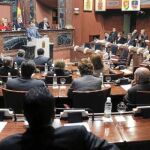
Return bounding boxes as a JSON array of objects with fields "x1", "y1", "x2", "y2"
[{"x1": 134, "y1": 67, "x2": 150, "y2": 84}]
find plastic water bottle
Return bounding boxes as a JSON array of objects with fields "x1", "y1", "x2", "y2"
[
  {"x1": 8, "y1": 72, "x2": 11, "y2": 80},
  {"x1": 99, "y1": 72, "x2": 104, "y2": 87},
  {"x1": 45, "y1": 63, "x2": 48, "y2": 73},
  {"x1": 53, "y1": 74, "x2": 57, "y2": 86},
  {"x1": 104, "y1": 97, "x2": 112, "y2": 118},
  {"x1": 14, "y1": 62, "x2": 18, "y2": 70}
]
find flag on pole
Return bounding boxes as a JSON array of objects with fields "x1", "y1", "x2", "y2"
[{"x1": 17, "y1": 0, "x2": 22, "y2": 18}]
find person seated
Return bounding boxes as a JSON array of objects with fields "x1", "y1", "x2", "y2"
[
  {"x1": 39, "y1": 17, "x2": 50, "y2": 30},
  {"x1": 124, "y1": 67, "x2": 150, "y2": 110},
  {"x1": 68, "y1": 58, "x2": 102, "y2": 98},
  {"x1": 138, "y1": 29, "x2": 148, "y2": 48},
  {"x1": 13, "y1": 17, "x2": 25, "y2": 30},
  {"x1": 0, "y1": 57, "x2": 19, "y2": 76},
  {"x1": 14, "y1": 49, "x2": 26, "y2": 67},
  {"x1": 0, "y1": 57, "x2": 19, "y2": 83},
  {"x1": 6, "y1": 60, "x2": 45, "y2": 91},
  {"x1": 126, "y1": 33, "x2": 136, "y2": 47},
  {"x1": 47, "y1": 60, "x2": 70, "y2": 76},
  {"x1": 116, "y1": 32, "x2": 127, "y2": 44},
  {"x1": 104, "y1": 32, "x2": 112, "y2": 42},
  {"x1": 90, "y1": 53, "x2": 104, "y2": 77},
  {"x1": 0, "y1": 18, "x2": 11, "y2": 31},
  {"x1": 0, "y1": 87, "x2": 119, "y2": 150},
  {"x1": 109, "y1": 27, "x2": 118, "y2": 43},
  {"x1": 34, "y1": 48, "x2": 51, "y2": 66},
  {"x1": 26, "y1": 21, "x2": 41, "y2": 41}
]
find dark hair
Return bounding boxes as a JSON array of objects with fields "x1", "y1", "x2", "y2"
[
  {"x1": 3, "y1": 57, "x2": 12, "y2": 67},
  {"x1": 90, "y1": 54, "x2": 104, "y2": 70},
  {"x1": 17, "y1": 49, "x2": 25, "y2": 57},
  {"x1": 78, "y1": 58, "x2": 93, "y2": 76},
  {"x1": 21, "y1": 60, "x2": 35, "y2": 78},
  {"x1": 37, "y1": 48, "x2": 44, "y2": 55},
  {"x1": 24, "y1": 87, "x2": 55, "y2": 129},
  {"x1": 54, "y1": 61, "x2": 65, "y2": 69}
]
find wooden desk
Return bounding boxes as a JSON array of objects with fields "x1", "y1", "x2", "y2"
[
  {"x1": 0, "y1": 117, "x2": 123, "y2": 144},
  {"x1": 1, "y1": 114, "x2": 150, "y2": 149},
  {"x1": 47, "y1": 84, "x2": 127, "y2": 98}
]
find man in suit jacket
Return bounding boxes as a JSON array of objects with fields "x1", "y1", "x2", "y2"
[
  {"x1": 0, "y1": 57, "x2": 19, "y2": 83},
  {"x1": 124, "y1": 67, "x2": 150, "y2": 110},
  {"x1": 39, "y1": 17, "x2": 50, "y2": 30},
  {"x1": 13, "y1": 49, "x2": 26, "y2": 66},
  {"x1": 13, "y1": 17, "x2": 25, "y2": 30},
  {"x1": 0, "y1": 87, "x2": 119, "y2": 150},
  {"x1": 6, "y1": 60, "x2": 45, "y2": 91},
  {"x1": 34, "y1": 48, "x2": 51, "y2": 66},
  {"x1": 68, "y1": 58, "x2": 102, "y2": 98},
  {"x1": 116, "y1": 32, "x2": 127, "y2": 44}
]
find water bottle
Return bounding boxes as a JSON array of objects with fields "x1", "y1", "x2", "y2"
[
  {"x1": 8, "y1": 72, "x2": 11, "y2": 80},
  {"x1": 14, "y1": 62, "x2": 18, "y2": 70},
  {"x1": 104, "y1": 97, "x2": 112, "y2": 118},
  {"x1": 99, "y1": 72, "x2": 104, "y2": 87},
  {"x1": 45, "y1": 63, "x2": 48, "y2": 73},
  {"x1": 53, "y1": 74, "x2": 57, "y2": 86}
]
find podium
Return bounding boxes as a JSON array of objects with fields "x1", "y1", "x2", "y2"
[{"x1": 27, "y1": 37, "x2": 52, "y2": 58}]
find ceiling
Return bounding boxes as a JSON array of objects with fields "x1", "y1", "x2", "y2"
[{"x1": 36, "y1": 0, "x2": 58, "y2": 8}]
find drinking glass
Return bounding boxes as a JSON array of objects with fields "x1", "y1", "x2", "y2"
[
  {"x1": 117, "y1": 102, "x2": 126, "y2": 114},
  {"x1": 105, "y1": 76, "x2": 111, "y2": 83},
  {"x1": 60, "y1": 78, "x2": 66, "y2": 85}
]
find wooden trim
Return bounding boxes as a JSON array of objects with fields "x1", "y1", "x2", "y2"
[{"x1": 0, "y1": 2, "x2": 13, "y2": 22}]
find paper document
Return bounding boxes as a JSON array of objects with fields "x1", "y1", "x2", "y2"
[
  {"x1": 115, "y1": 116, "x2": 126, "y2": 122},
  {"x1": 0, "y1": 122, "x2": 7, "y2": 132},
  {"x1": 64, "y1": 122, "x2": 90, "y2": 132},
  {"x1": 120, "y1": 69, "x2": 132, "y2": 74},
  {"x1": 121, "y1": 84, "x2": 131, "y2": 91}
]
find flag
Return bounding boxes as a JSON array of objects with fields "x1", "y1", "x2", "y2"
[{"x1": 17, "y1": 0, "x2": 22, "y2": 18}]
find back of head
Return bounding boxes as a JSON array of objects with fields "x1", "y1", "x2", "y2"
[
  {"x1": 3, "y1": 57, "x2": 13, "y2": 67},
  {"x1": 90, "y1": 53, "x2": 104, "y2": 70},
  {"x1": 134, "y1": 67, "x2": 150, "y2": 84},
  {"x1": 21, "y1": 60, "x2": 35, "y2": 78},
  {"x1": 17, "y1": 49, "x2": 25, "y2": 57},
  {"x1": 78, "y1": 58, "x2": 93, "y2": 76},
  {"x1": 54, "y1": 60, "x2": 65, "y2": 69},
  {"x1": 37, "y1": 48, "x2": 44, "y2": 56},
  {"x1": 24, "y1": 87, "x2": 55, "y2": 129}
]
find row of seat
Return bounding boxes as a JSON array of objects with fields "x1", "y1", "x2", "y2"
[{"x1": 3, "y1": 87, "x2": 150, "y2": 114}]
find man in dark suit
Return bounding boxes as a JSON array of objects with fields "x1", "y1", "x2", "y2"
[
  {"x1": 39, "y1": 17, "x2": 50, "y2": 30},
  {"x1": 34, "y1": 48, "x2": 51, "y2": 66},
  {"x1": 109, "y1": 28, "x2": 118, "y2": 43},
  {"x1": 0, "y1": 57, "x2": 19, "y2": 83},
  {"x1": 6, "y1": 60, "x2": 45, "y2": 91},
  {"x1": 13, "y1": 49, "x2": 26, "y2": 67},
  {"x1": 124, "y1": 67, "x2": 150, "y2": 110},
  {"x1": 47, "y1": 60, "x2": 70, "y2": 76},
  {"x1": 126, "y1": 33, "x2": 136, "y2": 46},
  {"x1": 68, "y1": 58, "x2": 102, "y2": 98},
  {"x1": 13, "y1": 17, "x2": 25, "y2": 31},
  {"x1": 116, "y1": 32, "x2": 127, "y2": 44},
  {"x1": 0, "y1": 87, "x2": 119, "y2": 150}
]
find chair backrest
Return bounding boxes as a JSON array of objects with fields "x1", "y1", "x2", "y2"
[
  {"x1": 2, "y1": 88, "x2": 27, "y2": 114},
  {"x1": 45, "y1": 75, "x2": 72, "y2": 84},
  {"x1": 0, "y1": 75, "x2": 17, "y2": 83},
  {"x1": 136, "y1": 91, "x2": 150, "y2": 106},
  {"x1": 72, "y1": 87, "x2": 111, "y2": 113}
]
